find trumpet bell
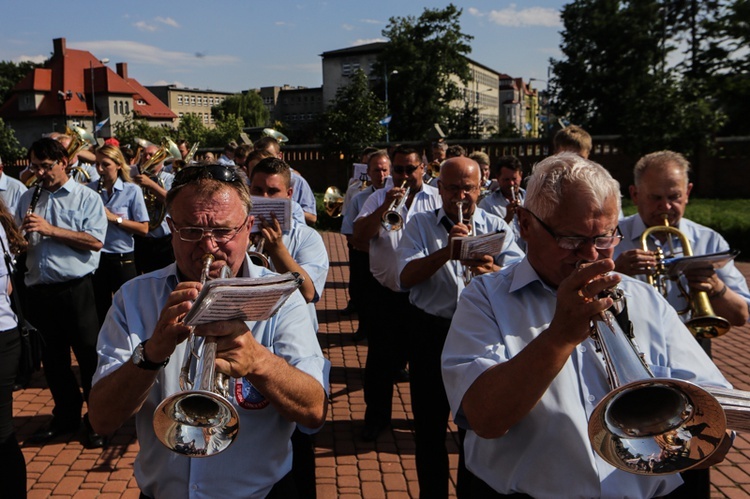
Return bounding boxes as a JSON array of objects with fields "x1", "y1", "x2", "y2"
[
  {"x1": 263, "y1": 128, "x2": 289, "y2": 144},
  {"x1": 589, "y1": 378, "x2": 726, "y2": 475},
  {"x1": 323, "y1": 186, "x2": 344, "y2": 218},
  {"x1": 381, "y1": 211, "x2": 403, "y2": 231},
  {"x1": 685, "y1": 311, "x2": 731, "y2": 339},
  {"x1": 153, "y1": 389, "x2": 239, "y2": 457}
]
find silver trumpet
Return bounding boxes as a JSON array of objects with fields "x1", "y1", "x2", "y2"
[
  {"x1": 456, "y1": 200, "x2": 473, "y2": 285},
  {"x1": 587, "y1": 281, "x2": 750, "y2": 475},
  {"x1": 381, "y1": 180, "x2": 410, "y2": 231},
  {"x1": 153, "y1": 254, "x2": 239, "y2": 457}
]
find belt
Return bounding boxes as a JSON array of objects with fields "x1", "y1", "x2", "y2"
[{"x1": 101, "y1": 252, "x2": 135, "y2": 264}]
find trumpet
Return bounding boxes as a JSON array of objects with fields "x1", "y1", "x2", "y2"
[
  {"x1": 381, "y1": 180, "x2": 410, "y2": 231},
  {"x1": 247, "y1": 234, "x2": 270, "y2": 268},
  {"x1": 641, "y1": 215, "x2": 730, "y2": 339},
  {"x1": 587, "y1": 279, "x2": 750, "y2": 475},
  {"x1": 152, "y1": 254, "x2": 239, "y2": 457}
]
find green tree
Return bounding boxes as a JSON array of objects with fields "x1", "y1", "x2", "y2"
[
  {"x1": 176, "y1": 113, "x2": 209, "y2": 147},
  {"x1": 212, "y1": 91, "x2": 269, "y2": 128},
  {"x1": 377, "y1": 4, "x2": 473, "y2": 141},
  {"x1": 112, "y1": 116, "x2": 168, "y2": 148},
  {"x1": 321, "y1": 69, "x2": 386, "y2": 160},
  {"x1": 0, "y1": 60, "x2": 43, "y2": 107},
  {"x1": 0, "y1": 118, "x2": 26, "y2": 164},
  {"x1": 206, "y1": 114, "x2": 244, "y2": 147}
]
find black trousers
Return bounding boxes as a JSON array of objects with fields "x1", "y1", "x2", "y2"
[
  {"x1": 0, "y1": 328, "x2": 25, "y2": 498},
  {"x1": 349, "y1": 247, "x2": 379, "y2": 334},
  {"x1": 27, "y1": 274, "x2": 99, "y2": 425},
  {"x1": 94, "y1": 252, "x2": 137, "y2": 326},
  {"x1": 363, "y1": 283, "x2": 413, "y2": 428},
  {"x1": 134, "y1": 235, "x2": 174, "y2": 275},
  {"x1": 409, "y1": 309, "x2": 455, "y2": 499}
]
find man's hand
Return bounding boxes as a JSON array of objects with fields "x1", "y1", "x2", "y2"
[
  {"x1": 684, "y1": 264, "x2": 722, "y2": 295},
  {"x1": 614, "y1": 249, "x2": 657, "y2": 276},
  {"x1": 22, "y1": 213, "x2": 54, "y2": 237},
  {"x1": 258, "y1": 213, "x2": 284, "y2": 254},
  {"x1": 463, "y1": 255, "x2": 498, "y2": 276},
  {"x1": 133, "y1": 174, "x2": 158, "y2": 191},
  {"x1": 194, "y1": 319, "x2": 259, "y2": 378},
  {"x1": 504, "y1": 201, "x2": 520, "y2": 224},
  {"x1": 146, "y1": 282, "x2": 201, "y2": 363}
]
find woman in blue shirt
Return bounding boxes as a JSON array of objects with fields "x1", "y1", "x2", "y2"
[{"x1": 89, "y1": 145, "x2": 149, "y2": 325}]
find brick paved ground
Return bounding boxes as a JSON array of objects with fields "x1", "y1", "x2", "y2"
[{"x1": 12, "y1": 231, "x2": 750, "y2": 498}]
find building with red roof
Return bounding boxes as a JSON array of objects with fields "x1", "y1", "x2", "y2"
[{"x1": 0, "y1": 38, "x2": 176, "y2": 147}]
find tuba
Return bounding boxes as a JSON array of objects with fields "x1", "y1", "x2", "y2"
[
  {"x1": 66, "y1": 125, "x2": 96, "y2": 183},
  {"x1": 263, "y1": 128, "x2": 289, "y2": 144},
  {"x1": 138, "y1": 137, "x2": 181, "y2": 231},
  {"x1": 640, "y1": 215, "x2": 730, "y2": 339},
  {"x1": 323, "y1": 186, "x2": 344, "y2": 218},
  {"x1": 587, "y1": 280, "x2": 750, "y2": 475},
  {"x1": 152, "y1": 254, "x2": 239, "y2": 457}
]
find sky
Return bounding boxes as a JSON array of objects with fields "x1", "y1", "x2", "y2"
[{"x1": 1, "y1": 1, "x2": 567, "y2": 94}]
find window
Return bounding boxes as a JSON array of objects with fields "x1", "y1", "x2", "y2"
[
  {"x1": 125, "y1": 101, "x2": 129, "y2": 114},
  {"x1": 177, "y1": 95, "x2": 183, "y2": 105},
  {"x1": 113, "y1": 101, "x2": 118, "y2": 115},
  {"x1": 190, "y1": 96, "x2": 196, "y2": 106},
  {"x1": 119, "y1": 101, "x2": 124, "y2": 114},
  {"x1": 342, "y1": 63, "x2": 351, "y2": 76}
]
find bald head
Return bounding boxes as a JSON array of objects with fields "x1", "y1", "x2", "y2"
[{"x1": 438, "y1": 156, "x2": 482, "y2": 222}]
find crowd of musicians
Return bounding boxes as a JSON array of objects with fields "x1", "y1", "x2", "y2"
[{"x1": 0, "y1": 123, "x2": 749, "y2": 498}]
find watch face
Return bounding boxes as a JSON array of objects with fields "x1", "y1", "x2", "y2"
[{"x1": 133, "y1": 344, "x2": 145, "y2": 365}]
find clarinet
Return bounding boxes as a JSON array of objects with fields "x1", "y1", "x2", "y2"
[{"x1": 24, "y1": 184, "x2": 43, "y2": 245}]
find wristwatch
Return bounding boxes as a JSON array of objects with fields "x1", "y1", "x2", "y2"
[
  {"x1": 115, "y1": 217, "x2": 123, "y2": 225},
  {"x1": 131, "y1": 340, "x2": 169, "y2": 370}
]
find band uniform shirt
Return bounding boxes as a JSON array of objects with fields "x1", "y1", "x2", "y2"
[
  {"x1": 478, "y1": 187, "x2": 526, "y2": 220},
  {"x1": 15, "y1": 177, "x2": 107, "y2": 287},
  {"x1": 70, "y1": 160, "x2": 100, "y2": 184},
  {"x1": 0, "y1": 172, "x2": 28, "y2": 214},
  {"x1": 355, "y1": 183, "x2": 441, "y2": 292},
  {"x1": 441, "y1": 257, "x2": 732, "y2": 498},
  {"x1": 615, "y1": 214, "x2": 750, "y2": 321},
  {"x1": 341, "y1": 185, "x2": 377, "y2": 236},
  {"x1": 130, "y1": 167, "x2": 174, "y2": 238},
  {"x1": 291, "y1": 201, "x2": 307, "y2": 226},
  {"x1": 397, "y1": 207, "x2": 524, "y2": 319},
  {"x1": 87, "y1": 177, "x2": 150, "y2": 254},
  {"x1": 0, "y1": 224, "x2": 17, "y2": 331},
  {"x1": 92, "y1": 256, "x2": 330, "y2": 499},
  {"x1": 290, "y1": 172, "x2": 317, "y2": 218}
]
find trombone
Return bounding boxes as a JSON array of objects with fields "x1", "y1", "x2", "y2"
[
  {"x1": 381, "y1": 180, "x2": 410, "y2": 231},
  {"x1": 152, "y1": 254, "x2": 239, "y2": 457},
  {"x1": 641, "y1": 215, "x2": 730, "y2": 339}
]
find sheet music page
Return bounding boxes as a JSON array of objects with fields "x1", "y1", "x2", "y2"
[
  {"x1": 352, "y1": 163, "x2": 369, "y2": 181},
  {"x1": 183, "y1": 272, "x2": 303, "y2": 326},
  {"x1": 664, "y1": 249, "x2": 740, "y2": 278},
  {"x1": 249, "y1": 197, "x2": 292, "y2": 233},
  {"x1": 450, "y1": 230, "x2": 507, "y2": 261}
]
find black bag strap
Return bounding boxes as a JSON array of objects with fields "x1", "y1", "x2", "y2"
[{"x1": 0, "y1": 235, "x2": 29, "y2": 330}]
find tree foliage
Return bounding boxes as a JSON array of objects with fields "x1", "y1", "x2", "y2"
[
  {"x1": 0, "y1": 118, "x2": 26, "y2": 164},
  {"x1": 0, "y1": 60, "x2": 43, "y2": 108},
  {"x1": 321, "y1": 69, "x2": 386, "y2": 161},
  {"x1": 211, "y1": 91, "x2": 269, "y2": 128},
  {"x1": 377, "y1": 4, "x2": 473, "y2": 141}
]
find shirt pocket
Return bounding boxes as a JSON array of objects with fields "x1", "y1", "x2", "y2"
[{"x1": 54, "y1": 209, "x2": 83, "y2": 231}]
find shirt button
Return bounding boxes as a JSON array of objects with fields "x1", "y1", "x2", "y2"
[
  {"x1": 579, "y1": 345, "x2": 587, "y2": 352},
  {"x1": 191, "y1": 484, "x2": 198, "y2": 490},
  {"x1": 588, "y1": 394, "x2": 596, "y2": 402}
]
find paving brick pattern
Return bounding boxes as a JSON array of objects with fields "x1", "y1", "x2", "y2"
[{"x1": 13, "y1": 231, "x2": 750, "y2": 498}]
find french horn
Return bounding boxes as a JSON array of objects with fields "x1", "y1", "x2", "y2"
[{"x1": 323, "y1": 186, "x2": 344, "y2": 218}]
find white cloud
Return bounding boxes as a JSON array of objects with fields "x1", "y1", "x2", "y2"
[
  {"x1": 275, "y1": 21, "x2": 294, "y2": 27},
  {"x1": 342, "y1": 23, "x2": 354, "y2": 31},
  {"x1": 15, "y1": 54, "x2": 47, "y2": 64},
  {"x1": 68, "y1": 40, "x2": 240, "y2": 67},
  {"x1": 133, "y1": 21, "x2": 158, "y2": 32},
  {"x1": 155, "y1": 17, "x2": 180, "y2": 28},
  {"x1": 151, "y1": 79, "x2": 186, "y2": 87},
  {"x1": 360, "y1": 18, "x2": 381, "y2": 25},
  {"x1": 470, "y1": 5, "x2": 561, "y2": 28},
  {"x1": 352, "y1": 38, "x2": 386, "y2": 46}
]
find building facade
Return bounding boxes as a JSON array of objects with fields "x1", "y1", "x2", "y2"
[{"x1": 146, "y1": 85, "x2": 233, "y2": 129}]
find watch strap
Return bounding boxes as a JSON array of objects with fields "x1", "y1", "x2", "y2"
[{"x1": 134, "y1": 340, "x2": 169, "y2": 370}]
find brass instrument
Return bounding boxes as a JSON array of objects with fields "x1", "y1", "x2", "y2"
[
  {"x1": 323, "y1": 186, "x2": 344, "y2": 218},
  {"x1": 263, "y1": 128, "x2": 289, "y2": 144},
  {"x1": 25, "y1": 126, "x2": 95, "y2": 186},
  {"x1": 247, "y1": 234, "x2": 270, "y2": 268},
  {"x1": 153, "y1": 254, "x2": 239, "y2": 457},
  {"x1": 456, "y1": 200, "x2": 473, "y2": 285},
  {"x1": 138, "y1": 137, "x2": 181, "y2": 231},
  {"x1": 641, "y1": 215, "x2": 730, "y2": 339},
  {"x1": 185, "y1": 142, "x2": 200, "y2": 164},
  {"x1": 381, "y1": 180, "x2": 410, "y2": 231},
  {"x1": 587, "y1": 279, "x2": 750, "y2": 475},
  {"x1": 427, "y1": 160, "x2": 442, "y2": 179}
]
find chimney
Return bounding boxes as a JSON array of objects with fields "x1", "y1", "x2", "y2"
[
  {"x1": 116, "y1": 62, "x2": 128, "y2": 80},
  {"x1": 53, "y1": 38, "x2": 66, "y2": 57}
]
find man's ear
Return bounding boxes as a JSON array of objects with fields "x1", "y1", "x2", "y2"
[
  {"x1": 517, "y1": 208, "x2": 531, "y2": 239},
  {"x1": 629, "y1": 184, "x2": 638, "y2": 204},
  {"x1": 686, "y1": 182, "x2": 693, "y2": 203}
]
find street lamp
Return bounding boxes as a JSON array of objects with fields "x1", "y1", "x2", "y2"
[
  {"x1": 530, "y1": 67, "x2": 551, "y2": 138},
  {"x1": 90, "y1": 58, "x2": 110, "y2": 138},
  {"x1": 384, "y1": 68, "x2": 398, "y2": 144}
]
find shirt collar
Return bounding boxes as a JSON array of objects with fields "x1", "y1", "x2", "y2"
[{"x1": 509, "y1": 257, "x2": 557, "y2": 296}]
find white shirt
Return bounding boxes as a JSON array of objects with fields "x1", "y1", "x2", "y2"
[
  {"x1": 355, "y1": 183, "x2": 441, "y2": 291},
  {"x1": 397, "y1": 207, "x2": 524, "y2": 318},
  {"x1": 341, "y1": 185, "x2": 377, "y2": 236},
  {"x1": 614, "y1": 214, "x2": 750, "y2": 321},
  {"x1": 441, "y1": 258, "x2": 732, "y2": 498}
]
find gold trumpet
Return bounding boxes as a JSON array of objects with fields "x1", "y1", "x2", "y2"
[
  {"x1": 381, "y1": 180, "x2": 409, "y2": 231},
  {"x1": 152, "y1": 254, "x2": 239, "y2": 457},
  {"x1": 641, "y1": 215, "x2": 730, "y2": 339},
  {"x1": 138, "y1": 137, "x2": 181, "y2": 231},
  {"x1": 323, "y1": 186, "x2": 344, "y2": 218}
]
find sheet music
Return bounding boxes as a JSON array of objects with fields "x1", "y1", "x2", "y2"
[
  {"x1": 352, "y1": 163, "x2": 369, "y2": 182},
  {"x1": 249, "y1": 197, "x2": 292, "y2": 233},
  {"x1": 183, "y1": 272, "x2": 303, "y2": 326},
  {"x1": 663, "y1": 249, "x2": 740, "y2": 279},
  {"x1": 450, "y1": 230, "x2": 507, "y2": 261}
]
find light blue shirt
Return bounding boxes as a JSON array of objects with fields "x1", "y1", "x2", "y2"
[
  {"x1": 291, "y1": 201, "x2": 306, "y2": 226},
  {"x1": 614, "y1": 214, "x2": 750, "y2": 321},
  {"x1": 128, "y1": 168, "x2": 174, "y2": 238},
  {"x1": 441, "y1": 258, "x2": 732, "y2": 498},
  {"x1": 93, "y1": 257, "x2": 330, "y2": 499},
  {"x1": 478, "y1": 187, "x2": 525, "y2": 248},
  {"x1": 0, "y1": 172, "x2": 28, "y2": 214},
  {"x1": 356, "y1": 183, "x2": 442, "y2": 291},
  {"x1": 397, "y1": 207, "x2": 524, "y2": 318},
  {"x1": 341, "y1": 185, "x2": 377, "y2": 236},
  {"x1": 87, "y1": 178, "x2": 150, "y2": 253},
  {"x1": 0, "y1": 224, "x2": 17, "y2": 331},
  {"x1": 70, "y1": 161, "x2": 100, "y2": 184},
  {"x1": 217, "y1": 155, "x2": 235, "y2": 166},
  {"x1": 15, "y1": 178, "x2": 107, "y2": 286},
  {"x1": 291, "y1": 173, "x2": 316, "y2": 217}
]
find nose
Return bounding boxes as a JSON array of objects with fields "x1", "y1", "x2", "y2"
[
  {"x1": 575, "y1": 239, "x2": 600, "y2": 261},
  {"x1": 197, "y1": 232, "x2": 220, "y2": 252}
]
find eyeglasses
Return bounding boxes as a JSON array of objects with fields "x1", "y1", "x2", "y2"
[
  {"x1": 30, "y1": 160, "x2": 60, "y2": 173},
  {"x1": 392, "y1": 164, "x2": 421, "y2": 175},
  {"x1": 525, "y1": 209, "x2": 623, "y2": 250},
  {"x1": 172, "y1": 164, "x2": 241, "y2": 190},
  {"x1": 169, "y1": 218, "x2": 247, "y2": 243}
]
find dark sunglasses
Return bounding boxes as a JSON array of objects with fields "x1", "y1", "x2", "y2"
[
  {"x1": 392, "y1": 164, "x2": 421, "y2": 175},
  {"x1": 172, "y1": 164, "x2": 241, "y2": 189}
]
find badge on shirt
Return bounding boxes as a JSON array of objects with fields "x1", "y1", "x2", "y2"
[{"x1": 234, "y1": 377, "x2": 269, "y2": 409}]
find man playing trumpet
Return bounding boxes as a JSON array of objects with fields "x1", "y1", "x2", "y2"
[{"x1": 88, "y1": 164, "x2": 329, "y2": 498}]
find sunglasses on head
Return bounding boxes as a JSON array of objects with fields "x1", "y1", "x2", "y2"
[{"x1": 172, "y1": 164, "x2": 241, "y2": 189}]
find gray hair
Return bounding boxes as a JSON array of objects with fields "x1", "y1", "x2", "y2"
[
  {"x1": 633, "y1": 150, "x2": 690, "y2": 187},
  {"x1": 525, "y1": 152, "x2": 621, "y2": 220}
]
